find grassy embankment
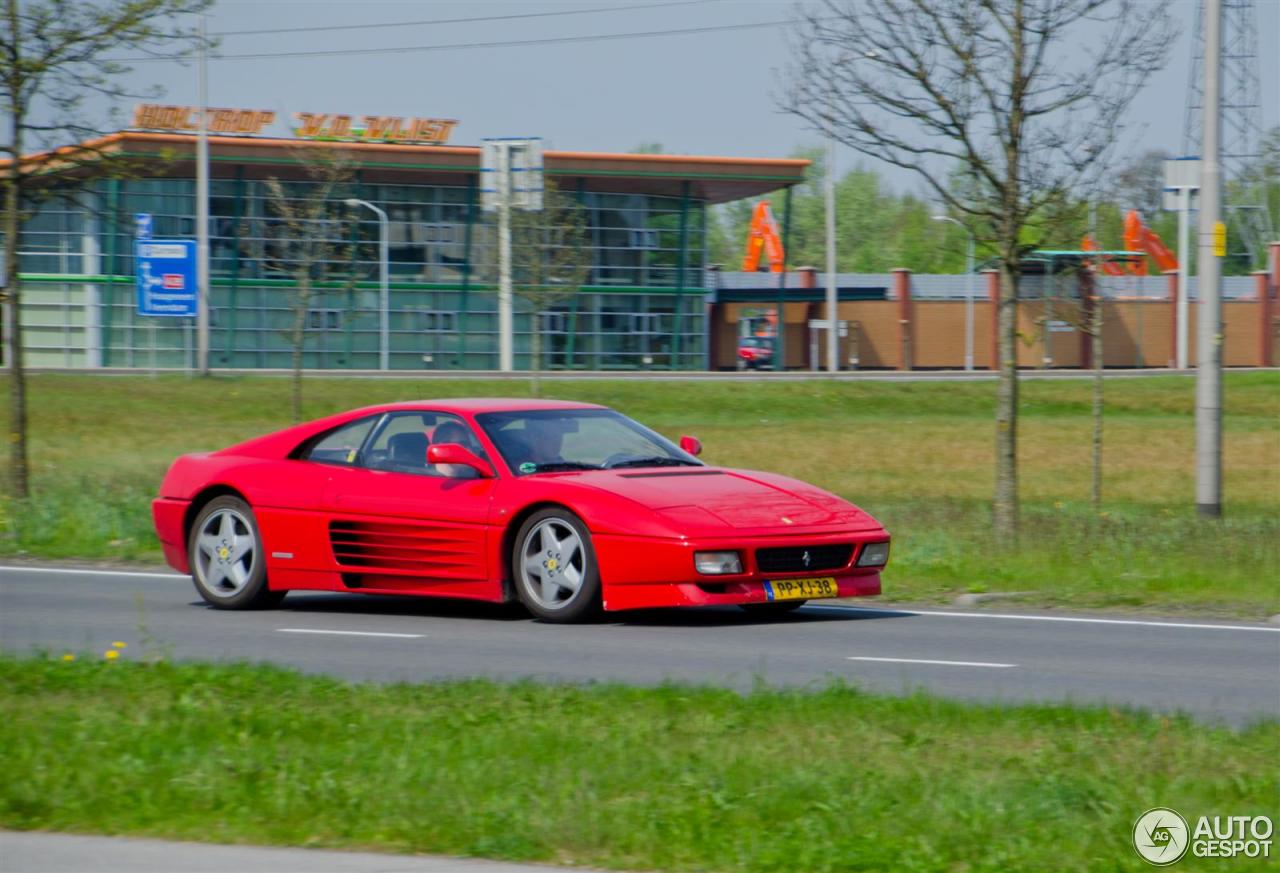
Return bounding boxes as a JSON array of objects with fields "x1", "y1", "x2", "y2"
[
  {"x1": 3, "y1": 655, "x2": 1277, "y2": 872},
  {"x1": 1, "y1": 372, "x2": 1277, "y2": 615}
]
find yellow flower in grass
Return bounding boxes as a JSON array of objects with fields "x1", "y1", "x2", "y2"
[
  {"x1": 61, "y1": 653, "x2": 75, "y2": 662},
  {"x1": 104, "y1": 650, "x2": 119, "y2": 661},
  {"x1": 111, "y1": 641, "x2": 127, "y2": 649}
]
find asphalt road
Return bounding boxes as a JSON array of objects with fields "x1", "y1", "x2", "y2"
[
  {"x1": 2, "y1": 565, "x2": 1277, "y2": 725},
  {"x1": 0, "y1": 831, "x2": 585, "y2": 873}
]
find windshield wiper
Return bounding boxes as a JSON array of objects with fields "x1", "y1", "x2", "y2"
[
  {"x1": 531, "y1": 461, "x2": 604, "y2": 472},
  {"x1": 608, "y1": 456, "x2": 702, "y2": 469}
]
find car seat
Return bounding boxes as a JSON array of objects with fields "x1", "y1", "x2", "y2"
[{"x1": 386, "y1": 431, "x2": 429, "y2": 468}]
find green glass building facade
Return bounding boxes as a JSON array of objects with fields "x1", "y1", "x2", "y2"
[{"x1": 12, "y1": 132, "x2": 807, "y2": 371}]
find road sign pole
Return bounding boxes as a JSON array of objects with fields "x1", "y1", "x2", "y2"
[
  {"x1": 1177, "y1": 187, "x2": 1191, "y2": 368},
  {"x1": 498, "y1": 145, "x2": 514, "y2": 372},
  {"x1": 195, "y1": 12, "x2": 210, "y2": 375}
]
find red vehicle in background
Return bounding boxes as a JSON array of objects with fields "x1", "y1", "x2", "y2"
[
  {"x1": 152, "y1": 399, "x2": 889, "y2": 623},
  {"x1": 737, "y1": 336, "x2": 775, "y2": 370}
]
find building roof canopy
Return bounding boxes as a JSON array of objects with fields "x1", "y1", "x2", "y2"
[{"x1": 17, "y1": 131, "x2": 808, "y2": 205}]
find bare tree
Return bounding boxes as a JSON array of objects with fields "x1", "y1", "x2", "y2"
[
  {"x1": 508, "y1": 181, "x2": 591, "y2": 397},
  {"x1": 1, "y1": 0, "x2": 209, "y2": 498},
  {"x1": 784, "y1": 0, "x2": 1174, "y2": 545},
  {"x1": 262, "y1": 152, "x2": 355, "y2": 422},
  {"x1": 1115, "y1": 149, "x2": 1172, "y2": 218}
]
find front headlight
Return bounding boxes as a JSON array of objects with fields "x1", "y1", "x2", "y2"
[
  {"x1": 855, "y1": 541, "x2": 890, "y2": 567},
  {"x1": 695, "y1": 551, "x2": 743, "y2": 575}
]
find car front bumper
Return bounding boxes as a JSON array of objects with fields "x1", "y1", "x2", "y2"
[{"x1": 593, "y1": 531, "x2": 886, "y2": 611}]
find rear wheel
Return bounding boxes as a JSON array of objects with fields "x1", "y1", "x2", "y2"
[
  {"x1": 512, "y1": 508, "x2": 601, "y2": 623},
  {"x1": 188, "y1": 496, "x2": 284, "y2": 609},
  {"x1": 739, "y1": 600, "x2": 806, "y2": 615}
]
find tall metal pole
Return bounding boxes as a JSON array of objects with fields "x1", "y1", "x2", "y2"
[
  {"x1": 824, "y1": 110, "x2": 838, "y2": 373},
  {"x1": 195, "y1": 12, "x2": 210, "y2": 375},
  {"x1": 1195, "y1": 0, "x2": 1223, "y2": 518},
  {"x1": 497, "y1": 146, "x2": 514, "y2": 372},
  {"x1": 343, "y1": 199, "x2": 389, "y2": 370},
  {"x1": 377, "y1": 209, "x2": 388, "y2": 371},
  {"x1": 775, "y1": 185, "x2": 793, "y2": 371},
  {"x1": 1177, "y1": 187, "x2": 1191, "y2": 368}
]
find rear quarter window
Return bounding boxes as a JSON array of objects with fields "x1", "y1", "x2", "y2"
[{"x1": 298, "y1": 416, "x2": 379, "y2": 466}]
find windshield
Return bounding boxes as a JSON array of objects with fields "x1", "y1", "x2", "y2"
[{"x1": 475, "y1": 408, "x2": 702, "y2": 475}]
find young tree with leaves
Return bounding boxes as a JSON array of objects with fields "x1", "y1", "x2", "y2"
[
  {"x1": 262, "y1": 152, "x2": 355, "y2": 423},
  {"x1": 785, "y1": 0, "x2": 1174, "y2": 544},
  {"x1": 2, "y1": 0, "x2": 209, "y2": 498},
  {"x1": 508, "y1": 181, "x2": 591, "y2": 397}
]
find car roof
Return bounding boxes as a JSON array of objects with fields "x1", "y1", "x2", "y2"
[
  {"x1": 214, "y1": 398, "x2": 613, "y2": 461},
  {"x1": 356, "y1": 398, "x2": 608, "y2": 415}
]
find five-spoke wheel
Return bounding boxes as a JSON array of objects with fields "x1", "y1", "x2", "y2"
[
  {"x1": 188, "y1": 496, "x2": 282, "y2": 609},
  {"x1": 512, "y1": 508, "x2": 600, "y2": 622}
]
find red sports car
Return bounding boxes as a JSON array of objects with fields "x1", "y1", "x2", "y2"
[{"x1": 153, "y1": 400, "x2": 889, "y2": 622}]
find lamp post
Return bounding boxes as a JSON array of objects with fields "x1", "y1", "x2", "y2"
[
  {"x1": 932, "y1": 215, "x2": 975, "y2": 371},
  {"x1": 345, "y1": 198, "x2": 389, "y2": 370}
]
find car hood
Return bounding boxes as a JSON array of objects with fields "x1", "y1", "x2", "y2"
[{"x1": 581, "y1": 467, "x2": 882, "y2": 533}]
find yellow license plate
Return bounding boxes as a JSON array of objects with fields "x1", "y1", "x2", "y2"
[{"x1": 763, "y1": 577, "x2": 838, "y2": 601}]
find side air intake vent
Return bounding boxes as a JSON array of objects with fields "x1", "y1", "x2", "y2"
[{"x1": 328, "y1": 520, "x2": 473, "y2": 573}]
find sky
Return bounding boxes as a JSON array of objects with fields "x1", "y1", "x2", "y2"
[{"x1": 93, "y1": 0, "x2": 1279, "y2": 197}]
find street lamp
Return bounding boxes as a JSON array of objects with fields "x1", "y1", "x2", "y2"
[
  {"x1": 345, "y1": 198, "x2": 390, "y2": 371},
  {"x1": 932, "y1": 215, "x2": 975, "y2": 372}
]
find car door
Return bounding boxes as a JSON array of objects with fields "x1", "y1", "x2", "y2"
[
  {"x1": 318, "y1": 411, "x2": 497, "y2": 591},
  {"x1": 258, "y1": 413, "x2": 384, "y2": 584}
]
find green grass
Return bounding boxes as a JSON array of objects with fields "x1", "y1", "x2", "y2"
[
  {"x1": 2, "y1": 372, "x2": 1277, "y2": 615},
  {"x1": 3, "y1": 654, "x2": 1276, "y2": 872}
]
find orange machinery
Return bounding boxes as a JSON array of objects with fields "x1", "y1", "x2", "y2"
[
  {"x1": 742, "y1": 200, "x2": 785, "y2": 272},
  {"x1": 1082, "y1": 210, "x2": 1178, "y2": 276}
]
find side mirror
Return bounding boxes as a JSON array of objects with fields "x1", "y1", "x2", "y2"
[
  {"x1": 427, "y1": 443, "x2": 494, "y2": 478},
  {"x1": 679, "y1": 435, "x2": 702, "y2": 457}
]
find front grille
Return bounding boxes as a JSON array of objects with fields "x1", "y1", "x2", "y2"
[{"x1": 756, "y1": 544, "x2": 853, "y2": 573}]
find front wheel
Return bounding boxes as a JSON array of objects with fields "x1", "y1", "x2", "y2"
[
  {"x1": 188, "y1": 496, "x2": 284, "y2": 609},
  {"x1": 512, "y1": 508, "x2": 601, "y2": 623}
]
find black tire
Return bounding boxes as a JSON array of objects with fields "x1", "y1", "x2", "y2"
[
  {"x1": 188, "y1": 495, "x2": 284, "y2": 610},
  {"x1": 739, "y1": 600, "x2": 807, "y2": 616},
  {"x1": 511, "y1": 508, "x2": 601, "y2": 623}
]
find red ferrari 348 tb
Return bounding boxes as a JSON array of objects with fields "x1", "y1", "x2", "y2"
[{"x1": 153, "y1": 400, "x2": 889, "y2": 622}]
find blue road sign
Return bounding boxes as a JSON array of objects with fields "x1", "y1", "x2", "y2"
[
  {"x1": 134, "y1": 213, "x2": 152, "y2": 240},
  {"x1": 135, "y1": 240, "x2": 198, "y2": 317}
]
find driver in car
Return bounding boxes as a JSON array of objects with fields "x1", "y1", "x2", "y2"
[
  {"x1": 525, "y1": 419, "x2": 569, "y2": 467},
  {"x1": 498, "y1": 418, "x2": 572, "y2": 472}
]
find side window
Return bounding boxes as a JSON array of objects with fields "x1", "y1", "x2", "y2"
[
  {"x1": 301, "y1": 416, "x2": 379, "y2": 467},
  {"x1": 362, "y1": 412, "x2": 488, "y2": 477}
]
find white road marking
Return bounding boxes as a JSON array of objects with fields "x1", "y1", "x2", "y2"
[
  {"x1": 805, "y1": 604, "x2": 1280, "y2": 633},
  {"x1": 276, "y1": 628, "x2": 424, "y2": 639},
  {"x1": 0, "y1": 565, "x2": 187, "y2": 580},
  {"x1": 847, "y1": 656, "x2": 1016, "y2": 668}
]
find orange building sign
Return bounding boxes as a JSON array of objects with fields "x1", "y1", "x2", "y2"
[
  {"x1": 131, "y1": 104, "x2": 458, "y2": 145},
  {"x1": 293, "y1": 113, "x2": 457, "y2": 144},
  {"x1": 132, "y1": 105, "x2": 276, "y2": 134}
]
